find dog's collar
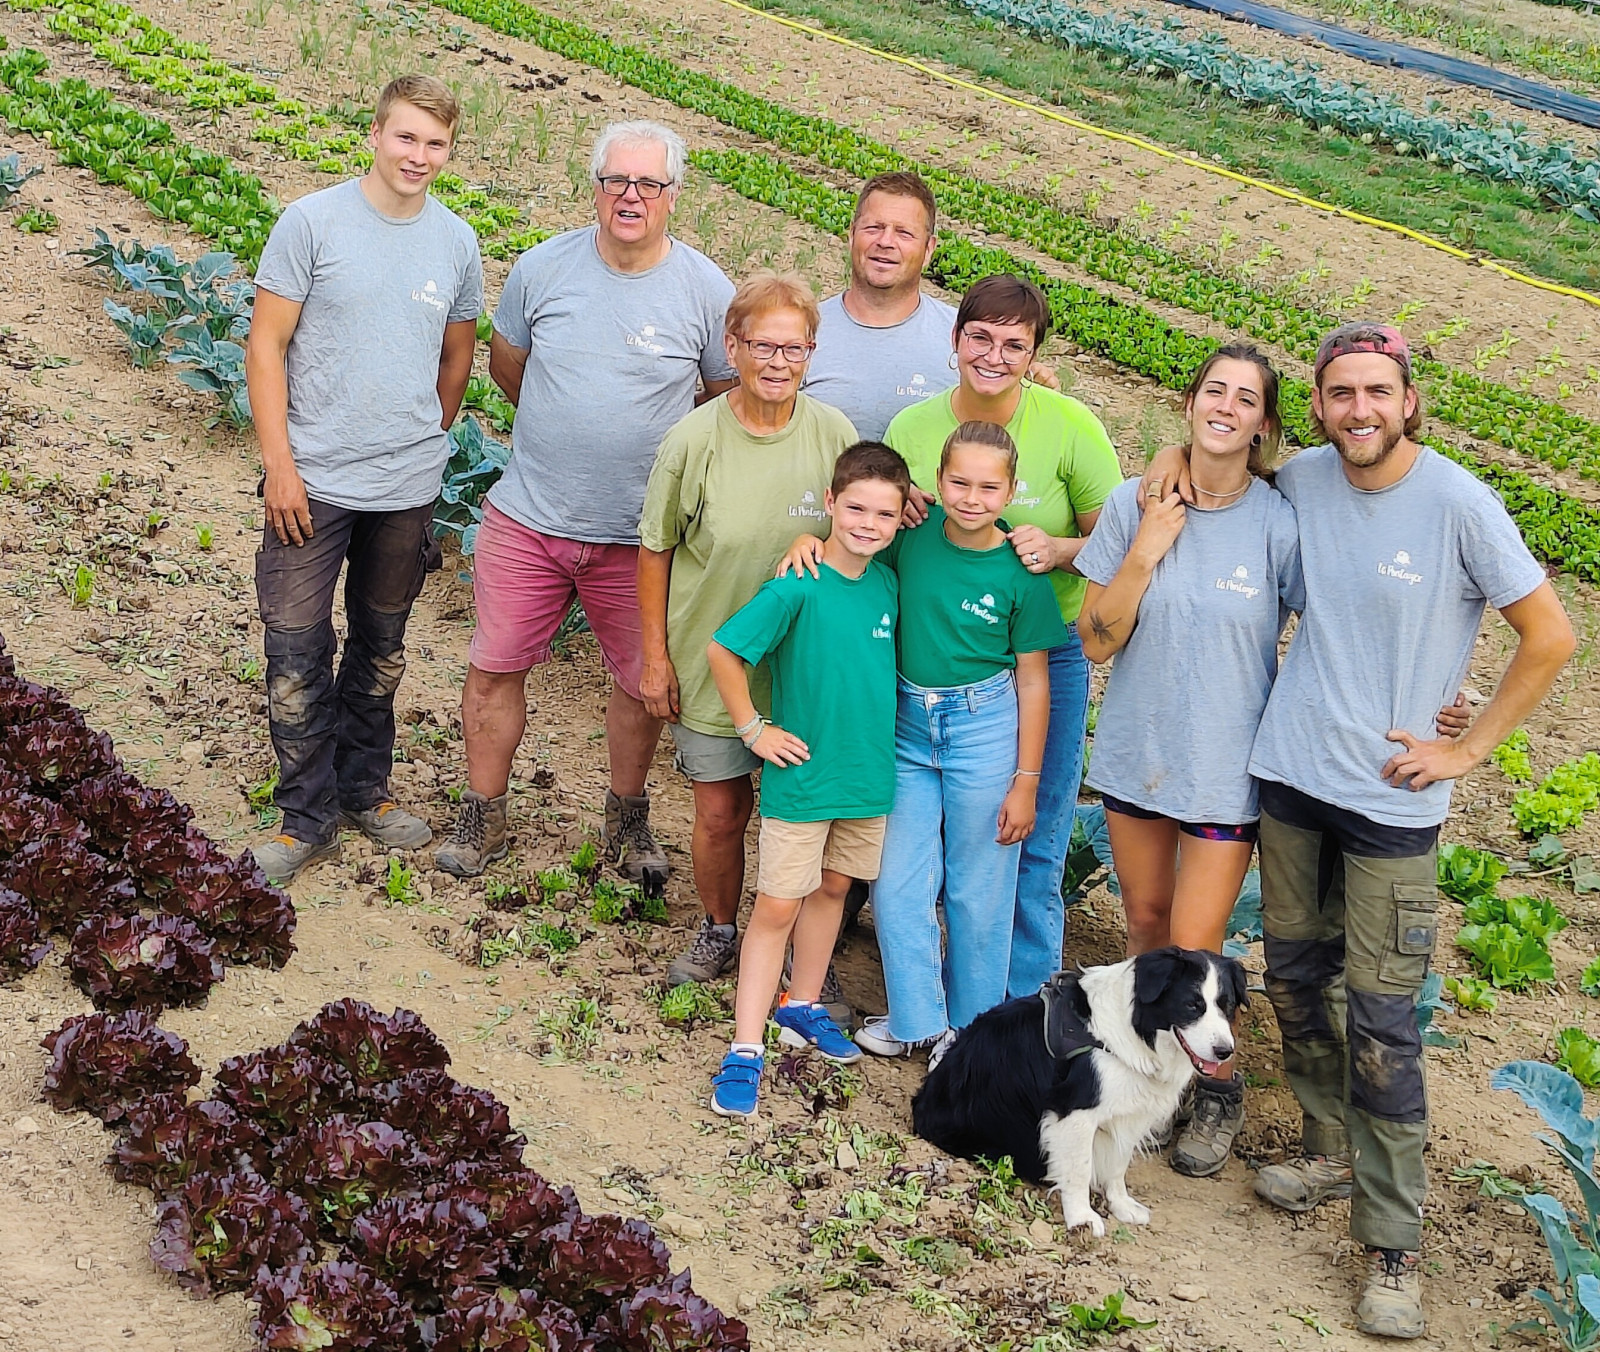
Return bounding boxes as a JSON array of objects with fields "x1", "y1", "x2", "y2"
[{"x1": 1040, "y1": 970, "x2": 1104, "y2": 1063}]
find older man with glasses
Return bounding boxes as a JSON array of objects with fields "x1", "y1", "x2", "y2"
[{"x1": 438, "y1": 120, "x2": 737, "y2": 889}]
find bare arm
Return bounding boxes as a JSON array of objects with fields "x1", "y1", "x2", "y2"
[
  {"x1": 1382, "y1": 581, "x2": 1575, "y2": 790},
  {"x1": 1076, "y1": 494, "x2": 1185, "y2": 662},
  {"x1": 999, "y1": 648, "x2": 1051, "y2": 845},
  {"x1": 637, "y1": 546, "x2": 680, "y2": 722},
  {"x1": 707, "y1": 641, "x2": 808, "y2": 766},
  {"x1": 1138, "y1": 444, "x2": 1194, "y2": 509},
  {"x1": 244, "y1": 288, "x2": 312, "y2": 546},
  {"x1": 488, "y1": 331, "x2": 530, "y2": 407},
  {"x1": 437, "y1": 320, "x2": 476, "y2": 429},
  {"x1": 1010, "y1": 505, "x2": 1102, "y2": 578}
]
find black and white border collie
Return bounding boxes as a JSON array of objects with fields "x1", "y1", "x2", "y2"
[{"x1": 912, "y1": 947, "x2": 1247, "y2": 1236}]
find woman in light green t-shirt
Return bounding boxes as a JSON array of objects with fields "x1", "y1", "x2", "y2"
[
  {"x1": 638, "y1": 270, "x2": 857, "y2": 991},
  {"x1": 885, "y1": 274, "x2": 1122, "y2": 1003}
]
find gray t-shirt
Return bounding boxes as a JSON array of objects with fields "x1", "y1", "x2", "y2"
[
  {"x1": 488, "y1": 227, "x2": 735, "y2": 545},
  {"x1": 1078, "y1": 476, "x2": 1304, "y2": 824},
  {"x1": 254, "y1": 179, "x2": 483, "y2": 512},
  {"x1": 1249, "y1": 444, "x2": 1547, "y2": 827},
  {"x1": 802, "y1": 292, "x2": 957, "y2": 441}
]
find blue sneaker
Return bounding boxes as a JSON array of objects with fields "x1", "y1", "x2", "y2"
[
  {"x1": 774, "y1": 998, "x2": 863, "y2": 1064},
  {"x1": 710, "y1": 1051, "x2": 762, "y2": 1118}
]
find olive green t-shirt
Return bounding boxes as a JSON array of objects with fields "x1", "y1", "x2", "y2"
[
  {"x1": 889, "y1": 505, "x2": 1068, "y2": 689},
  {"x1": 712, "y1": 562, "x2": 899, "y2": 821},
  {"x1": 884, "y1": 384, "x2": 1122, "y2": 622},
  {"x1": 639, "y1": 392, "x2": 858, "y2": 736}
]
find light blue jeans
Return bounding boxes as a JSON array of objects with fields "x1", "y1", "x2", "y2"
[
  {"x1": 1008, "y1": 635, "x2": 1092, "y2": 998},
  {"x1": 873, "y1": 668, "x2": 1021, "y2": 1043}
]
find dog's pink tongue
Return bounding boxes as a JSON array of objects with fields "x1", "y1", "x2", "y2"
[{"x1": 1196, "y1": 1056, "x2": 1222, "y2": 1077}]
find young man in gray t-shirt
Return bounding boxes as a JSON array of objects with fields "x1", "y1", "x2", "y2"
[
  {"x1": 246, "y1": 75, "x2": 483, "y2": 883},
  {"x1": 1150, "y1": 323, "x2": 1573, "y2": 1339}
]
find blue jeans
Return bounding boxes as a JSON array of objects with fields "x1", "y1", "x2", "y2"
[
  {"x1": 1008, "y1": 635, "x2": 1091, "y2": 998},
  {"x1": 873, "y1": 669, "x2": 1021, "y2": 1043}
]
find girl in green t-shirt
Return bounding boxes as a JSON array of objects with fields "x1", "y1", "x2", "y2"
[{"x1": 788, "y1": 421, "x2": 1066, "y2": 1062}]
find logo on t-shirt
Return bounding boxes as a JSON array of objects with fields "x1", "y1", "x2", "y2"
[
  {"x1": 962, "y1": 593, "x2": 1001, "y2": 625},
  {"x1": 624, "y1": 323, "x2": 665, "y2": 354},
  {"x1": 411, "y1": 278, "x2": 447, "y2": 312},
  {"x1": 1377, "y1": 549, "x2": 1423, "y2": 586},
  {"x1": 1010, "y1": 477, "x2": 1042, "y2": 509},
  {"x1": 788, "y1": 489, "x2": 825, "y2": 520},
  {"x1": 895, "y1": 372, "x2": 936, "y2": 399},
  {"x1": 1215, "y1": 564, "x2": 1261, "y2": 600},
  {"x1": 872, "y1": 612, "x2": 893, "y2": 640}
]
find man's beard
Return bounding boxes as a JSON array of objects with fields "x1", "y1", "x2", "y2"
[{"x1": 1331, "y1": 420, "x2": 1403, "y2": 468}]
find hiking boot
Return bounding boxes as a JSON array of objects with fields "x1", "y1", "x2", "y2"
[
  {"x1": 667, "y1": 917, "x2": 738, "y2": 986},
  {"x1": 603, "y1": 789, "x2": 668, "y2": 897},
  {"x1": 340, "y1": 801, "x2": 432, "y2": 849},
  {"x1": 854, "y1": 1015, "x2": 945, "y2": 1058},
  {"x1": 842, "y1": 877, "x2": 869, "y2": 929},
  {"x1": 783, "y1": 955, "x2": 853, "y2": 1033},
  {"x1": 435, "y1": 789, "x2": 508, "y2": 878},
  {"x1": 254, "y1": 833, "x2": 340, "y2": 883},
  {"x1": 774, "y1": 996, "x2": 861, "y2": 1063},
  {"x1": 1171, "y1": 1073, "x2": 1244, "y2": 1178},
  {"x1": 1253, "y1": 1153, "x2": 1354, "y2": 1213},
  {"x1": 1355, "y1": 1248, "x2": 1424, "y2": 1339}
]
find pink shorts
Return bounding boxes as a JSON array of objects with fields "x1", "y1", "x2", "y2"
[{"x1": 468, "y1": 503, "x2": 644, "y2": 699}]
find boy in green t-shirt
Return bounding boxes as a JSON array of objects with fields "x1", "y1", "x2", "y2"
[{"x1": 703, "y1": 443, "x2": 912, "y2": 1119}]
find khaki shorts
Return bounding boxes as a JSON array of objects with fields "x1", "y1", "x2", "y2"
[
  {"x1": 669, "y1": 721, "x2": 762, "y2": 783},
  {"x1": 757, "y1": 815, "x2": 887, "y2": 900}
]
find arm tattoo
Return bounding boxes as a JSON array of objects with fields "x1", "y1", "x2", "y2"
[{"x1": 1088, "y1": 609, "x2": 1116, "y2": 645}]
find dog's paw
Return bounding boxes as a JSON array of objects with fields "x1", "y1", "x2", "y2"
[
  {"x1": 1109, "y1": 1195, "x2": 1150, "y2": 1226},
  {"x1": 1061, "y1": 1207, "x2": 1106, "y2": 1238}
]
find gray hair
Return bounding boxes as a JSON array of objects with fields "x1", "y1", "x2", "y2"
[{"x1": 588, "y1": 120, "x2": 687, "y2": 188}]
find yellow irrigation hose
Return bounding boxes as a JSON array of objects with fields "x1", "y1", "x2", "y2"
[{"x1": 713, "y1": 0, "x2": 1600, "y2": 310}]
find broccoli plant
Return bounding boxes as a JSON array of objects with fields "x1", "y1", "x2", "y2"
[
  {"x1": 104, "y1": 298, "x2": 170, "y2": 369},
  {"x1": 0, "y1": 153, "x2": 43, "y2": 209},
  {"x1": 166, "y1": 329, "x2": 250, "y2": 427}
]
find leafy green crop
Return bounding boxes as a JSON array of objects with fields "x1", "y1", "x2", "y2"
[
  {"x1": 1445, "y1": 975, "x2": 1499, "y2": 1013},
  {"x1": 0, "y1": 150, "x2": 42, "y2": 207},
  {"x1": 1462, "y1": 894, "x2": 1569, "y2": 941},
  {"x1": 1436, "y1": 843, "x2": 1508, "y2": 907},
  {"x1": 1493, "y1": 729, "x2": 1533, "y2": 785},
  {"x1": 1515, "y1": 754, "x2": 1600, "y2": 837},
  {"x1": 1558, "y1": 1028, "x2": 1600, "y2": 1088},
  {"x1": 1584, "y1": 957, "x2": 1600, "y2": 998},
  {"x1": 1456, "y1": 921, "x2": 1556, "y2": 989},
  {"x1": 658, "y1": 981, "x2": 730, "y2": 1028}
]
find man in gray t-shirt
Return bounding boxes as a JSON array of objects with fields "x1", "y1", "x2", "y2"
[
  {"x1": 246, "y1": 75, "x2": 482, "y2": 884},
  {"x1": 436, "y1": 120, "x2": 736, "y2": 894},
  {"x1": 1210, "y1": 325, "x2": 1569, "y2": 1337}
]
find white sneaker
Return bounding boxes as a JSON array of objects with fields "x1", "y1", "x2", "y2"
[
  {"x1": 854, "y1": 1014, "x2": 945, "y2": 1058},
  {"x1": 927, "y1": 1028, "x2": 959, "y2": 1071}
]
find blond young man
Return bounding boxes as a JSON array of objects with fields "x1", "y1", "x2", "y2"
[{"x1": 246, "y1": 75, "x2": 483, "y2": 882}]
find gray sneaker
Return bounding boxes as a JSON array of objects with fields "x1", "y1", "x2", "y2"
[
  {"x1": 1253, "y1": 1153, "x2": 1354, "y2": 1212},
  {"x1": 1356, "y1": 1248, "x2": 1424, "y2": 1339},
  {"x1": 435, "y1": 789, "x2": 508, "y2": 878},
  {"x1": 667, "y1": 917, "x2": 738, "y2": 985},
  {"x1": 340, "y1": 800, "x2": 432, "y2": 849},
  {"x1": 603, "y1": 790, "x2": 669, "y2": 897},
  {"x1": 254, "y1": 833, "x2": 340, "y2": 883},
  {"x1": 1171, "y1": 1074, "x2": 1244, "y2": 1178}
]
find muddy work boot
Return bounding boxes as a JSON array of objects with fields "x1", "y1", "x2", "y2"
[
  {"x1": 1171, "y1": 1073, "x2": 1244, "y2": 1178},
  {"x1": 435, "y1": 789, "x2": 508, "y2": 878},
  {"x1": 603, "y1": 790, "x2": 669, "y2": 897},
  {"x1": 667, "y1": 916, "x2": 739, "y2": 986},
  {"x1": 254, "y1": 833, "x2": 341, "y2": 884},
  {"x1": 339, "y1": 801, "x2": 432, "y2": 849},
  {"x1": 1355, "y1": 1248, "x2": 1424, "y2": 1339},
  {"x1": 1253, "y1": 1153, "x2": 1353, "y2": 1212}
]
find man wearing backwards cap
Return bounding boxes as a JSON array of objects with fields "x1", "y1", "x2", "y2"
[{"x1": 1144, "y1": 322, "x2": 1574, "y2": 1339}]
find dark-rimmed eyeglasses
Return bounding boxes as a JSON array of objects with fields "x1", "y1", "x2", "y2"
[
  {"x1": 959, "y1": 328, "x2": 1034, "y2": 365},
  {"x1": 596, "y1": 175, "x2": 671, "y2": 199},
  {"x1": 736, "y1": 337, "x2": 816, "y2": 364}
]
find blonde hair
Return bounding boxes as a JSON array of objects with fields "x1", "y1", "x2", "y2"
[
  {"x1": 939, "y1": 420, "x2": 1018, "y2": 481},
  {"x1": 724, "y1": 269, "x2": 820, "y2": 341},
  {"x1": 374, "y1": 75, "x2": 460, "y2": 138}
]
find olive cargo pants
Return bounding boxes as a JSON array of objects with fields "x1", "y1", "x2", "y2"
[{"x1": 1257, "y1": 780, "x2": 1440, "y2": 1253}]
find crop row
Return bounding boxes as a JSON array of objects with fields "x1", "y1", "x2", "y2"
[
  {"x1": 694, "y1": 145, "x2": 1600, "y2": 583},
  {"x1": 958, "y1": 0, "x2": 1600, "y2": 222},
  {"x1": 422, "y1": 0, "x2": 1600, "y2": 481}
]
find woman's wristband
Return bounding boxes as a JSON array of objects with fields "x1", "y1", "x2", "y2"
[
  {"x1": 736, "y1": 716, "x2": 768, "y2": 747},
  {"x1": 1014, "y1": 769, "x2": 1042, "y2": 778}
]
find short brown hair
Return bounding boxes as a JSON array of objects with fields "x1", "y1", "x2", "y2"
[
  {"x1": 851, "y1": 172, "x2": 936, "y2": 235},
  {"x1": 831, "y1": 441, "x2": 912, "y2": 505},
  {"x1": 939, "y1": 420, "x2": 1018, "y2": 481},
  {"x1": 955, "y1": 274, "x2": 1050, "y2": 350},
  {"x1": 724, "y1": 269, "x2": 820, "y2": 341},
  {"x1": 1310, "y1": 324, "x2": 1424, "y2": 442},
  {"x1": 375, "y1": 75, "x2": 460, "y2": 137},
  {"x1": 1183, "y1": 343, "x2": 1282, "y2": 481}
]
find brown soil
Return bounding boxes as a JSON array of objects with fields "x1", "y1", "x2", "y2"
[{"x1": 0, "y1": 9, "x2": 1599, "y2": 1352}]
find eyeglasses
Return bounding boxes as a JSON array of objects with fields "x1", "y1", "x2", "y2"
[
  {"x1": 596, "y1": 175, "x2": 671, "y2": 199},
  {"x1": 960, "y1": 329, "x2": 1034, "y2": 365},
  {"x1": 736, "y1": 337, "x2": 816, "y2": 364}
]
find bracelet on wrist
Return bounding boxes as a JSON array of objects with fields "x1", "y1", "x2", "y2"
[
  {"x1": 1014, "y1": 769, "x2": 1042, "y2": 778},
  {"x1": 733, "y1": 714, "x2": 763, "y2": 740},
  {"x1": 738, "y1": 719, "x2": 770, "y2": 748}
]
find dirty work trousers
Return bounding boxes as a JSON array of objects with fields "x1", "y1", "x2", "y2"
[
  {"x1": 255, "y1": 499, "x2": 433, "y2": 847},
  {"x1": 1257, "y1": 779, "x2": 1440, "y2": 1253}
]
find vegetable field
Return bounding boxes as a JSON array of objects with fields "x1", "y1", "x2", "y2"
[{"x1": 6, "y1": 0, "x2": 1600, "y2": 1348}]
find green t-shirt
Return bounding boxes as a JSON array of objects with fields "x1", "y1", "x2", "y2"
[
  {"x1": 884, "y1": 384, "x2": 1122, "y2": 621},
  {"x1": 639, "y1": 392, "x2": 858, "y2": 736},
  {"x1": 713, "y1": 562, "x2": 899, "y2": 821},
  {"x1": 889, "y1": 505, "x2": 1068, "y2": 688}
]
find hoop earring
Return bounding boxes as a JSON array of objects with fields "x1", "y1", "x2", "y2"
[
  {"x1": 1250, "y1": 433, "x2": 1263, "y2": 448},
  {"x1": 947, "y1": 352, "x2": 958, "y2": 370}
]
